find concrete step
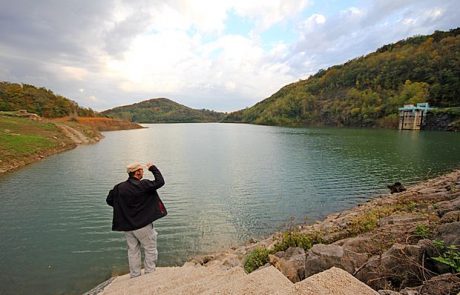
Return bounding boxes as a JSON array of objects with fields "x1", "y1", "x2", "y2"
[
  {"x1": 101, "y1": 265, "x2": 237, "y2": 295},
  {"x1": 160, "y1": 266, "x2": 246, "y2": 295},
  {"x1": 101, "y1": 265, "x2": 379, "y2": 295},
  {"x1": 203, "y1": 265, "x2": 296, "y2": 295},
  {"x1": 294, "y1": 267, "x2": 379, "y2": 295}
]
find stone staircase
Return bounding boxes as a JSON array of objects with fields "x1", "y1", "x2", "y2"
[{"x1": 100, "y1": 265, "x2": 378, "y2": 295}]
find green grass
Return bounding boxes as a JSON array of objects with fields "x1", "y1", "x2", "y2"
[
  {"x1": 0, "y1": 133, "x2": 56, "y2": 155},
  {"x1": 0, "y1": 116, "x2": 56, "y2": 132},
  {"x1": 0, "y1": 116, "x2": 63, "y2": 165}
]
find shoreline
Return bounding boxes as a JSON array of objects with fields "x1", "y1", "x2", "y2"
[
  {"x1": 0, "y1": 143, "x2": 78, "y2": 176},
  {"x1": 0, "y1": 115, "x2": 143, "y2": 176},
  {"x1": 187, "y1": 167, "x2": 460, "y2": 260},
  {"x1": 93, "y1": 167, "x2": 460, "y2": 294},
  {"x1": 0, "y1": 128, "x2": 102, "y2": 176}
]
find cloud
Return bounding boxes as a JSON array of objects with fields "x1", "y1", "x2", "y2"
[
  {"x1": 0, "y1": 0, "x2": 459, "y2": 112},
  {"x1": 302, "y1": 14, "x2": 327, "y2": 32},
  {"x1": 231, "y1": 0, "x2": 311, "y2": 31},
  {"x1": 106, "y1": 31, "x2": 294, "y2": 109},
  {"x1": 286, "y1": 0, "x2": 460, "y2": 78},
  {"x1": 59, "y1": 66, "x2": 89, "y2": 81}
]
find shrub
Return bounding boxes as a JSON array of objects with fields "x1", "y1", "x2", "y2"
[
  {"x1": 348, "y1": 201, "x2": 420, "y2": 236},
  {"x1": 272, "y1": 231, "x2": 322, "y2": 253},
  {"x1": 348, "y1": 211, "x2": 380, "y2": 235},
  {"x1": 414, "y1": 224, "x2": 431, "y2": 239},
  {"x1": 244, "y1": 247, "x2": 270, "y2": 273},
  {"x1": 432, "y1": 240, "x2": 460, "y2": 273},
  {"x1": 402, "y1": 201, "x2": 417, "y2": 211}
]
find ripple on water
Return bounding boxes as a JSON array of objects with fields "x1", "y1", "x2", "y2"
[{"x1": 1, "y1": 124, "x2": 460, "y2": 295}]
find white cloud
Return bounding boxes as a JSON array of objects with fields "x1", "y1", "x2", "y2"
[
  {"x1": 59, "y1": 66, "x2": 88, "y2": 81},
  {"x1": 425, "y1": 8, "x2": 444, "y2": 21},
  {"x1": 301, "y1": 14, "x2": 327, "y2": 32},
  {"x1": 106, "y1": 30, "x2": 294, "y2": 103},
  {"x1": 402, "y1": 18, "x2": 417, "y2": 25},
  {"x1": 232, "y1": 0, "x2": 311, "y2": 31},
  {"x1": 129, "y1": 0, "x2": 311, "y2": 35},
  {"x1": 0, "y1": 0, "x2": 459, "y2": 111}
]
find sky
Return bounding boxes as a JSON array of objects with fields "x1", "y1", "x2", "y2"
[{"x1": 0, "y1": 0, "x2": 459, "y2": 112}]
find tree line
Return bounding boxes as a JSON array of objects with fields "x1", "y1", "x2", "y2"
[
  {"x1": 102, "y1": 97, "x2": 225, "y2": 123},
  {"x1": 0, "y1": 82, "x2": 96, "y2": 118},
  {"x1": 224, "y1": 28, "x2": 460, "y2": 128}
]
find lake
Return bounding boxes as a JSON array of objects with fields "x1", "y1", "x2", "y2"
[{"x1": 1, "y1": 123, "x2": 460, "y2": 294}]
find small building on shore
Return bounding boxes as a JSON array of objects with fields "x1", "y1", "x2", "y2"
[{"x1": 398, "y1": 102, "x2": 432, "y2": 130}]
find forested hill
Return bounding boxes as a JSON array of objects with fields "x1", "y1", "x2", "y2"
[
  {"x1": 223, "y1": 28, "x2": 460, "y2": 128},
  {"x1": 101, "y1": 98, "x2": 225, "y2": 123},
  {"x1": 0, "y1": 82, "x2": 96, "y2": 117}
]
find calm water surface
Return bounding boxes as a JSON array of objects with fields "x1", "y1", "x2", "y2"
[{"x1": 1, "y1": 123, "x2": 460, "y2": 294}]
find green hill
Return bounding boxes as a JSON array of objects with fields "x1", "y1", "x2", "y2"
[
  {"x1": 223, "y1": 28, "x2": 460, "y2": 128},
  {"x1": 102, "y1": 98, "x2": 225, "y2": 123},
  {"x1": 0, "y1": 82, "x2": 96, "y2": 118}
]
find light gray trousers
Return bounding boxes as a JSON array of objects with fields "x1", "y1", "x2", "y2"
[{"x1": 124, "y1": 223, "x2": 158, "y2": 278}]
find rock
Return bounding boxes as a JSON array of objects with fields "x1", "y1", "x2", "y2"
[
  {"x1": 221, "y1": 254, "x2": 241, "y2": 268},
  {"x1": 268, "y1": 247, "x2": 305, "y2": 283},
  {"x1": 415, "y1": 239, "x2": 437, "y2": 258},
  {"x1": 388, "y1": 182, "x2": 407, "y2": 194},
  {"x1": 414, "y1": 239, "x2": 448, "y2": 272},
  {"x1": 378, "y1": 214, "x2": 426, "y2": 227},
  {"x1": 189, "y1": 255, "x2": 215, "y2": 265},
  {"x1": 355, "y1": 243, "x2": 426, "y2": 290},
  {"x1": 399, "y1": 286, "x2": 421, "y2": 295},
  {"x1": 321, "y1": 229, "x2": 351, "y2": 244},
  {"x1": 304, "y1": 244, "x2": 368, "y2": 278},
  {"x1": 435, "y1": 196, "x2": 460, "y2": 217},
  {"x1": 440, "y1": 210, "x2": 460, "y2": 223},
  {"x1": 418, "y1": 273, "x2": 460, "y2": 295},
  {"x1": 248, "y1": 238, "x2": 257, "y2": 244},
  {"x1": 416, "y1": 239, "x2": 452, "y2": 274},
  {"x1": 355, "y1": 255, "x2": 383, "y2": 288},
  {"x1": 335, "y1": 236, "x2": 376, "y2": 254},
  {"x1": 378, "y1": 290, "x2": 402, "y2": 295},
  {"x1": 434, "y1": 221, "x2": 460, "y2": 246},
  {"x1": 417, "y1": 188, "x2": 439, "y2": 195},
  {"x1": 296, "y1": 267, "x2": 380, "y2": 295}
]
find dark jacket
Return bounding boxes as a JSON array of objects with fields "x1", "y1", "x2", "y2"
[{"x1": 107, "y1": 165, "x2": 165, "y2": 231}]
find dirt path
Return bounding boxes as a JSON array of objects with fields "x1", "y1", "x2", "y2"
[{"x1": 56, "y1": 124, "x2": 91, "y2": 144}]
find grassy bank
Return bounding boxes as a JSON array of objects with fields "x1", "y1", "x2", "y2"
[
  {"x1": 0, "y1": 115, "x2": 76, "y2": 173},
  {"x1": 0, "y1": 112, "x2": 143, "y2": 175},
  {"x1": 51, "y1": 116, "x2": 143, "y2": 131}
]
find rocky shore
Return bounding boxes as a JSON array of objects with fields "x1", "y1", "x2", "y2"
[{"x1": 93, "y1": 169, "x2": 460, "y2": 295}]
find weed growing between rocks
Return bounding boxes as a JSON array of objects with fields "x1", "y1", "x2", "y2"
[
  {"x1": 243, "y1": 247, "x2": 270, "y2": 273},
  {"x1": 414, "y1": 224, "x2": 432, "y2": 239},
  {"x1": 243, "y1": 230, "x2": 324, "y2": 273},
  {"x1": 272, "y1": 231, "x2": 323, "y2": 253},
  {"x1": 432, "y1": 240, "x2": 460, "y2": 273},
  {"x1": 347, "y1": 200, "x2": 426, "y2": 236},
  {"x1": 347, "y1": 207, "x2": 393, "y2": 235}
]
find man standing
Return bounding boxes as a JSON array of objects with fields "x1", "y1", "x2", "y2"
[{"x1": 107, "y1": 162, "x2": 165, "y2": 278}]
